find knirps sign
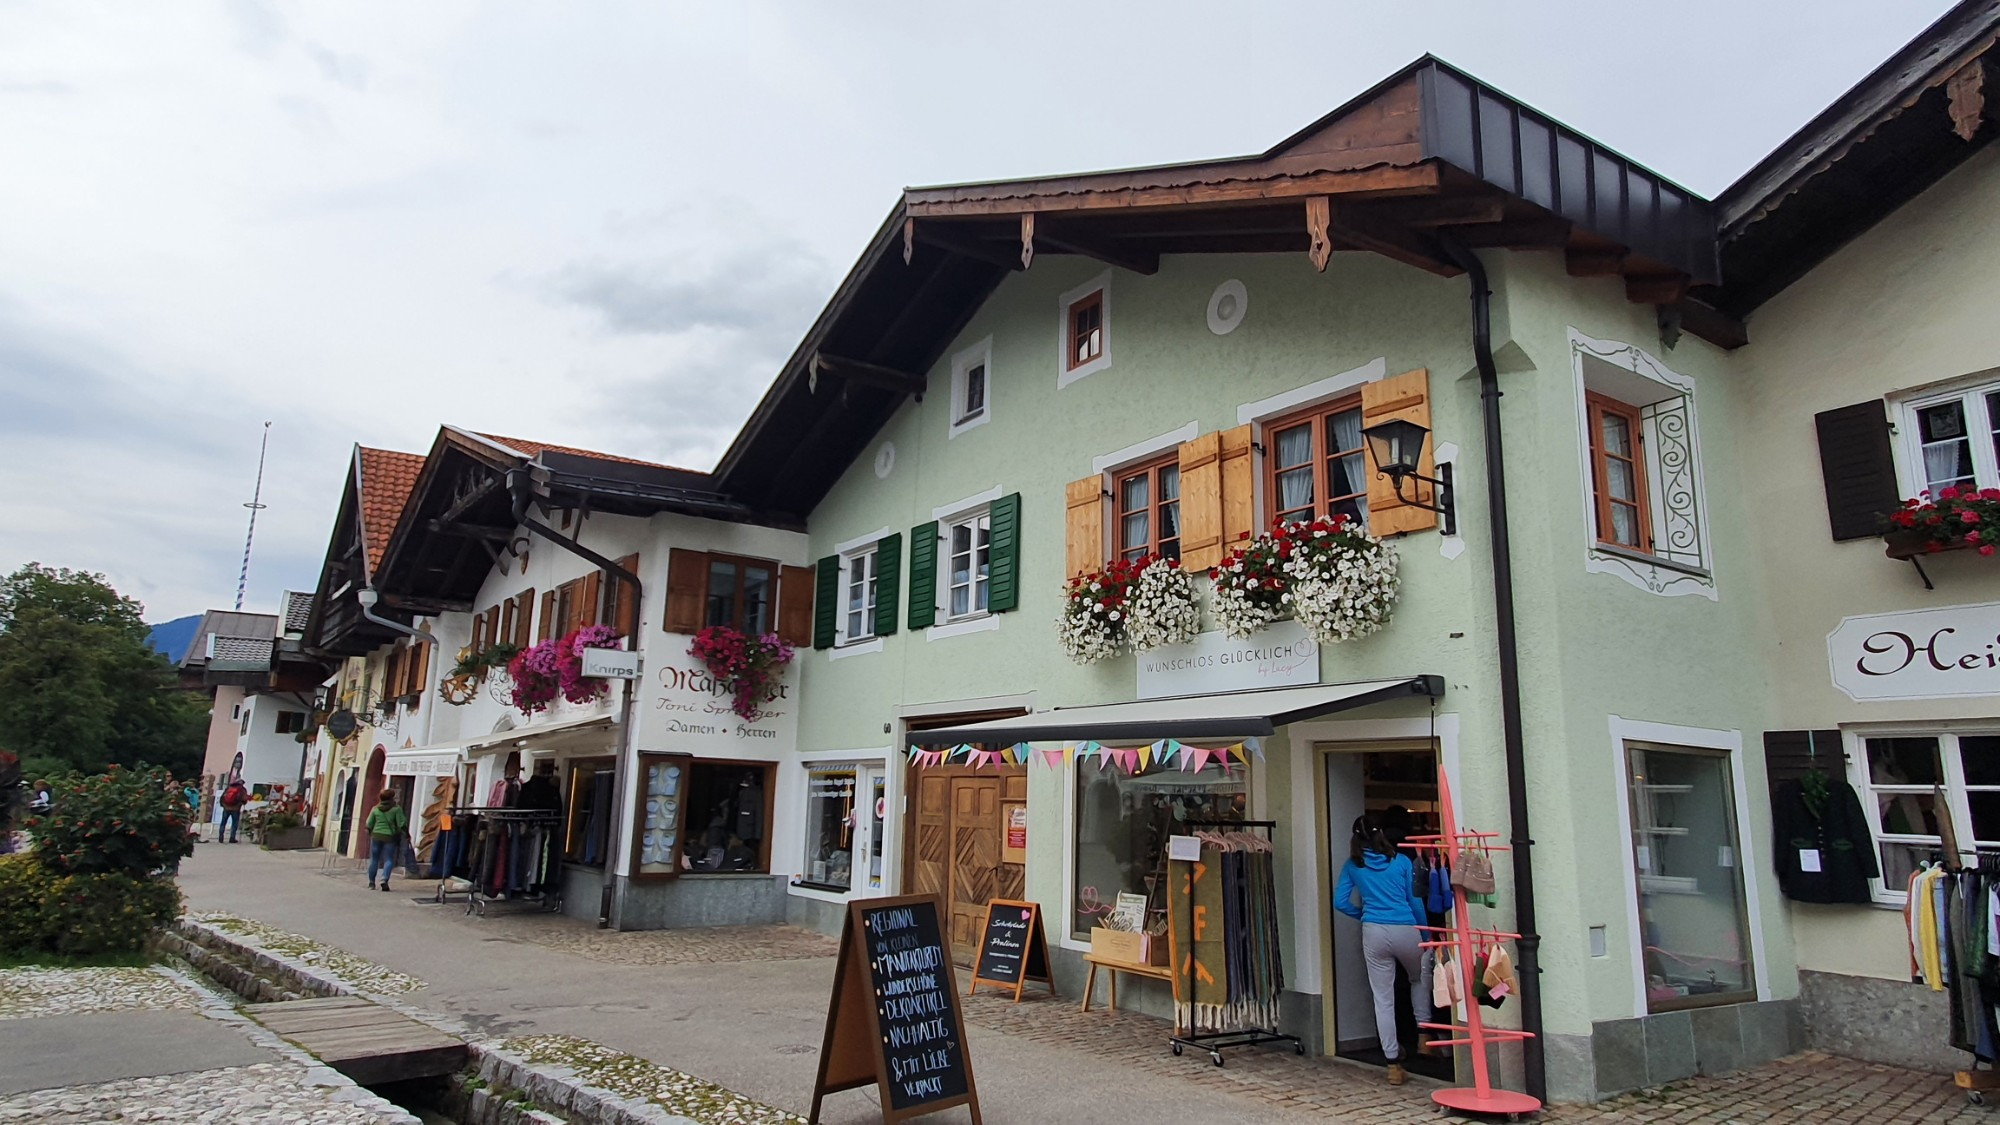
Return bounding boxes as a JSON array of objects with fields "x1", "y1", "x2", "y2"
[
  {"x1": 1828, "y1": 601, "x2": 2000, "y2": 701},
  {"x1": 809, "y1": 894, "x2": 981, "y2": 1124}
]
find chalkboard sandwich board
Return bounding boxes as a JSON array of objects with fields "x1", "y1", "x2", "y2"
[
  {"x1": 808, "y1": 894, "x2": 981, "y2": 1125},
  {"x1": 969, "y1": 898, "x2": 1056, "y2": 1004}
]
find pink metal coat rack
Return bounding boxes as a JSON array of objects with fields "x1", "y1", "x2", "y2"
[{"x1": 1402, "y1": 767, "x2": 1541, "y2": 1119}]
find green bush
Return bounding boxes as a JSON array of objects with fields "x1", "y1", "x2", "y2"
[
  {"x1": 0, "y1": 852, "x2": 180, "y2": 959},
  {"x1": 24, "y1": 764, "x2": 194, "y2": 876}
]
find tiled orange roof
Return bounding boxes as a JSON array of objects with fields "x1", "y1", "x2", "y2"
[
  {"x1": 356, "y1": 447, "x2": 425, "y2": 577},
  {"x1": 475, "y1": 433, "x2": 697, "y2": 473}
]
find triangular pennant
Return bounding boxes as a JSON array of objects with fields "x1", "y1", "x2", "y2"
[
  {"x1": 1188, "y1": 747, "x2": 1211, "y2": 773},
  {"x1": 1042, "y1": 748, "x2": 1063, "y2": 769},
  {"x1": 1138, "y1": 745, "x2": 1153, "y2": 772},
  {"x1": 1063, "y1": 744, "x2": 1076, "y2": 766},
  {"x1": 1243, "y1": 736, "x2": 1264, "y2": 759}
]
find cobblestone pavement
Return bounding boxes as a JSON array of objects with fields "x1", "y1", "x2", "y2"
[
  {"x1": 0, "y1": 1061, "x2": 407, "y2": 1124},
  {"x1": 959, "y1": 990, "x2": 1983, "y2": 1122},
  {"x1": 504, "y1": 1034, "x2": 806, "y2": 1124},
  {"x1": 494, "y1": 915, "x2": 838, "y2": 965},
  {"x1": 0, "y1": 967, "x2": 197, "y2": 1021},
  {"x1": 188, "y1": 912, "x2": 424, "y2": 993}
]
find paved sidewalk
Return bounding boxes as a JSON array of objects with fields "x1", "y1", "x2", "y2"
[
  {"x1": 180, "y1": 844, "x2": 1981, "y2": 1123},
  {"x1": 0, "y1": 965, "x2": 415, "y2": 1124}
]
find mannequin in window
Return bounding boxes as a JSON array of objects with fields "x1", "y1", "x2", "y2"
[
  {"x1": 734, "y1": 775, "x2": 764, "y2": 844},
  {"x1": 519, "y1": 760, "x2": 560, "y2": 812}
]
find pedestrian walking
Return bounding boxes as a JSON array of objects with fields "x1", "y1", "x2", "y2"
[
  {"x1": 1334, "y1": 814, "x2": 1432, "y2": 1087},
  {"x1": 365, "y1": 789, "x2": 408, "y2": 892},
  {"x1": 218, "y1": 778, "x2": 249, "y2": 843}
]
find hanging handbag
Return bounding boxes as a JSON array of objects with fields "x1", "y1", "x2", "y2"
[{"x1": 1453, "y1": 849, "x2": 1496, "y2": 895}]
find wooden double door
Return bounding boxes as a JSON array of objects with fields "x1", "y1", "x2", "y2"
[{"x1": 908, "y1": 764, "x2": 1027, "y2": 962}]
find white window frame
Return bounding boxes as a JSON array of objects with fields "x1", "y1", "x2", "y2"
[
  {"x1": 1056, "y1": 271, "x2": 1113, "y2": 388},
  {"x1": 1893, "y1": 373, "x2": 2000, "y2": 497},
  {"x1": 841, "y1": 545, "x2": 878, "y2": 644},
  {"x1": 943, "y1": 511, "x2": 992, "y2": 623},
  {"x1": 788, "y1": 750, "x2": 894, "y2": 904},
  {"x1": 1847, "y1": 724, "x2": 2000, "y2": 905},
  {"x1": 948, "y1": 337, "x2": 994, "y2": 439},
  {"x1": 1569, "y1": 328, "x2": 1716, "y2": 601}
]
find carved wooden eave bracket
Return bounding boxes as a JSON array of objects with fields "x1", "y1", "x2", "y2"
[{"x1": 1946, "y1": 54, "x2": 1991, "y2": 142}]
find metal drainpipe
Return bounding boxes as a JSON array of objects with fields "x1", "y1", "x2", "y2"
[
  {"x1": 1438, "y1": 232, "x2": 1546, "y2": 1102},
  {"x1": 507, "y1": 468, "x2": 644, "y2": 930},
  {"x1": 357, "y1": 590, "x2": 437, "y2": 649}
]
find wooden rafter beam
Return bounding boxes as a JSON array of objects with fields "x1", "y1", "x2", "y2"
[
  {"x1": 1447, "y1": 216, "x2": 1572, "y2": 249},
  {"x1": 437, "y1": 474, "x2": 501, "y2": 525},
  {"x1": 1625, "y1": 273, "x2": 1690, "y2": 306},
  {"x1": 1565, "y1": 247, "x2": 1628, "y2": 277},
  {"x1": 905, "y1": 221, "x2": 1024, "y2": 271},
  {"x1": 809, "y1": 351, "x2": 928, "y2": 400},
  {"x1": 1674, "y1": 298, "x2": 1749, "y2": 351},
  {"x1": 905, "y1": 164, "x2": 1441, "y2": 217},
  {"x1": 1032, "y1": 217, "x2": 1160, "y2": 275},
  {"x1": 1311, "y1": 198, "x2": 1460, "y2": 277},
  {"x1": 423, "y1": 520, "x2": 512, "y2": 541},
  {"x1": 1340, "y1": 196, "x2": 1508, "y2": 229}
]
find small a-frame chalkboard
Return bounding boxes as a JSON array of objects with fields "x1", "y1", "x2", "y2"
[
  {"x1": 968, "y1": 899, "x2": 1056, "y2": 1004},
  {"x1": 808, "y1": 894, "x2": 982, "y2": 1125}
]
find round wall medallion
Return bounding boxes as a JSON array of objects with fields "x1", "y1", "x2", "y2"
[
  {"x1": 1207, "y1": 279, "x2": 1249, "y2": 335},
  {"x1": 874, "y1": 441, "x2": 896, "y2": 479}
]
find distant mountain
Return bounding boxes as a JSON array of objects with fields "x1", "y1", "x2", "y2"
[{"x1": 147, "y1": 614, "x2": 202, "y2": 665}]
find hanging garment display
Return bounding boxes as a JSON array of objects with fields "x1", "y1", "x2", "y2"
[{"x1": 1771, "y1": 773, "x2": 1879, "y2": 904}]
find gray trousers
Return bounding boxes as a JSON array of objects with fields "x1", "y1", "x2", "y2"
[{"x1": 1361, "y1": 922, "x2": 1431, "y2": 1061}]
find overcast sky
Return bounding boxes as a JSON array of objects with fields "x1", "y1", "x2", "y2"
[{"x1": 0, "y1": 0, "x2": 1956, "y2": 623}]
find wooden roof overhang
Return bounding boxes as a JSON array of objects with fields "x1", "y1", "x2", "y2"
[
  {"x1": 1715, "y1": 0, "x2": 1999, "y2": 318},
  {"x1": 302, "y1": 449, "x2": 413, "y2": 659},
  {"x1": 716, "y1": 57, "x2": 1734, "y2": 518},
  {"x1": 373, "y1": 427, "x2": 767, "y2": 613}
]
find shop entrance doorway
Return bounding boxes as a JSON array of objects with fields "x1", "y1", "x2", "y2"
[
  {"x1": 1324, "y1": 744, "x2": 1451, "y2": 1081},
  {"x1": 907, "y1": 765, "x2": 1028, "y2": 962}
]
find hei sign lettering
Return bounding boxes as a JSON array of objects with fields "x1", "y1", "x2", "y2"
[
  {"x1": 1828, "y1": 602, "x2": 2000, "y2": 701},
  {"x1": 1137, "y1": 619, "x2": 1320, "y2": 699}
]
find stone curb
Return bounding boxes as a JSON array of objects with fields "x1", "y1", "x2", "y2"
[{"x1": 175, "y1": 917, "x2": 700, "y2": 1125}]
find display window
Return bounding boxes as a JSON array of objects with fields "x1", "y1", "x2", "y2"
[
  {"x1": 564, "y1": 757, "x2": 617, "y2": 866},
  {"x1": 1625, "y1": 742, "x2": 1755, "y2": 1010},
  {"x1": 679, "y1": 759, "x2": 775, "y2": 874},
  {"x1": 802, "y1": 767, "x2": 858, "y2": 891},
  {"x1": 1070, "y1": 753, "x2": 1248, "y2": 939},
  {"x1": 631, "y1": 751, "x2": 692, "y2": 881},
  {"x1": 867, "y1": 772, "x2": 887, "y2": 891}
]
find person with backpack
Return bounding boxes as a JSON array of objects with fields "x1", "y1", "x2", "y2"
[
  {"x1": 218, "y1": 778, "x2": 250, "y2": 843},
  {"x1": 364, "y1": 789, "x2": 409, "y2": 892}
]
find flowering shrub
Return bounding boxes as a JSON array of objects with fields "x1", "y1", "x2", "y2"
[
  {"x1": 1058, "y1": 556, "x2": 1145, "y2": 664},
  {"x1": 507, "y1": 640, "x2": 563, "y2": 713},
  {"x1": 1125, "y1": 557, "x2": 1201, "y2": 652},
  {"x1": 1210, "y1": 531, "x2": 1292, "y2": 639},
  {"x1": 1889, "y1": 486, "x2": 2000, "y2": 556},
  {"x1": 557, "y1": 624, "x2": 622, "y2": 705},
  {"x1": 1282, "y1": 515, "x2": 1400, "y2": 644},
  {"x1": 689, "y1": 626, "x2": 795, "y2": 721},
  {"x1": 23, "y1": 765, "x2": 194, "y2": 878},
  {"x1": 249, "y1": 786, "x2": 307, "y2": 833}
]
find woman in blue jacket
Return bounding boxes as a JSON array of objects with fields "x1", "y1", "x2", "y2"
[{"x1": 1334, "y1": 815, "x2": 1431, "y2": 1085}]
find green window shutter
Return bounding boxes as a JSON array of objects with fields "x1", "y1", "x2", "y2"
[
  {"x1": 907, "y1": 522, "x2": 938, "y2": 631},
  {"x1": 988, "y1": 492, "x2": 1022, "y2": 613},
  {"x1": 873, "y1": 533, "x2": 901, "y2": 637},
  {"x1": 812, "y1": 555, "x2": 839, "y2": 650}
]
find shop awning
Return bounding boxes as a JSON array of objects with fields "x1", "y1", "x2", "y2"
[
  {"x1": 467, "y1": 712, "x2": 617, "y2": 754},
  {"x1": 384, "y1": 739, "x2": 484, "y2": 776},
  {"x1": 905, "y1": 675, "x2": 1443, "y2": 747}
]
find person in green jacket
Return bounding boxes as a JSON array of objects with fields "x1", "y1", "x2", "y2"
[{"x1": 365, "y1": 789, "x2": 409, "y2": 892}]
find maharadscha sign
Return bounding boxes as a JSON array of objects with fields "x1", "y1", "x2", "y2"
[{"x1": 1828, "y1": 601, "x2": 2000, "y2": 701}]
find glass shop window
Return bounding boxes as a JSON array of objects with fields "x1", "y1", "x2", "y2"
[
  {"x1": 564, "y1": 757, "x2": 617, "y2": 866},
  {"x1": 1626, "y1": 743, "x2": 1755, "y2": 1011},
  {"x1": 680, "y1": 760, "x2": 774, "y2": 874},
  {"x1": 802, "y1": 768, "x2": 858, "y2": 892},
  {"x1": 1070, "y1": 754, "x2": 1248, "y2": 940}
]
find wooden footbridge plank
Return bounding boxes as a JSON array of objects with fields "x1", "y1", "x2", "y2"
[{"x1": 247, "y1": 996, "x2": 467, "y2": 1085}]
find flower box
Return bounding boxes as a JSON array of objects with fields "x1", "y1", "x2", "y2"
[
  {"x1": 260, "y1": 826, "x2": 313, "y2": 851},
  {"x1": 1883, "y1": 527, "x2": 1960, "y2": 561}
]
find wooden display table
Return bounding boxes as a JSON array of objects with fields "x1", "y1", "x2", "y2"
[{"x1": 1079, "y1": 954, "x2": 1174, "y2": 1012}]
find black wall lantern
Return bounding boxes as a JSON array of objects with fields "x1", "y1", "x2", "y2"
[{"x1": 1360, "y1": 418, "x2": 1456, "y2": 535}]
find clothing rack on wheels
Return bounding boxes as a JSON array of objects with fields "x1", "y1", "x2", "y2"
[
  {"x1": 427, "y1": 803, "x2": 496, "y2": 906},
  {"x1": 1167, "y1": 819, "x2": 1303, "y2": 1067},
  {"x1": 1908, "y1": 832, "x2": 2000, "y2": 1108},
  {"x1": 453, "y1": 806, "x2": 565, "y2": 917},
  {"x1": 1401, "y1": 768, "x2": 1540, "y2": 1119}
]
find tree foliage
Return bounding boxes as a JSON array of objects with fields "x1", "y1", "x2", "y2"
[{"x1": 0, "y1": 564, "x2": 206, "y2": 780}]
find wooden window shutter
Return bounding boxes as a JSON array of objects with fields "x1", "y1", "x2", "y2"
[
  {"x1": 472, "y1": 610, "x2": 489, "y2": 652},
  {"x1": 1814, "y1": 401, "x2": 1901, "y2": 541},
  {"x1": 539, "y1": 590, "x2": 555, "y2": 642},
  {"x1": 779, "y1": 564, "x2": 817, "y2": 648},
  {"x1": 1178, "y1": 432, "x2": 1224, "y2": 571},
  {"x1": 1065, "y1": 476, "x2": 1106, "y2": 577},
  {"x1": 581, "y1": 571, "x2": 603, "y2": 629},
  {"x1": 499, "y1": 601, "x2": 516, "y2": 651},
  {"x1": 907, "y1": 522, "x2": 939, "y2": 630},
  {"x1": 1362, "y1": 368, "x2": 1436, "y2": 536},
  {"x1": 988, "y1": 492, "x2": 1022, "y2": 612},
  {"x1": 610, "y1": 555, "x2": 640, "y2": 638},
  {"x1": 1218, "y1": 424, "x2": 1257, "y2": 547},
  {"x1": 811, "y1": 556, "x2": 839, "y2": 650},
  {"x1": 513, "y1": 589, "x2": 534, "y2": 647},
  {"x1": 663, "y1": 549, "x2": 709, "y2": 635},
  {"x1": 411, "y1": 642, "x2": 429, "y2": 698},
  {"x1": 873, "y1": 532, "x2": 902, "y2": 637}
]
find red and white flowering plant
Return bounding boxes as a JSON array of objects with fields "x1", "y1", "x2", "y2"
[
  {"x1": 1211, "y1": 516, "x2": 1401, "y2": 643},
  {"x1": 1125, "y1": 557, "x2": 1200, "y2": 652},
  {"x1": 1209, "y1": 530, "x2": 1290, "y2": 639},
  {"x1": 1889, "y1": 485, "x2": 2000, "y2": 557},
  {"x1": 688, "y1": 625, "x2": 795, "y2": 721},
  {"x1": 1058, "y1": 556, "x2": 1144, "y2": 664}
]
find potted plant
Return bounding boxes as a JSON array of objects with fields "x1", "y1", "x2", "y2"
[
  {"x1": 253, "y1": 788, "x2": 313, "y2": 850},
  {"x1": 1885, "y1": 486, "x2": 2000, "y2": 559},
  {"x1": 1058, "y1": 555, "x2": 1199, "y2": 664},
  {"x1": 1210, "y1": 530, "x2": 1292, "y2": 639},
  {"x1": 688, "y1": 626, "x2": 795, "y2": 721},
  {"x1": 1210, "y1": 516, "x2": 1401, "y2": 643}
]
